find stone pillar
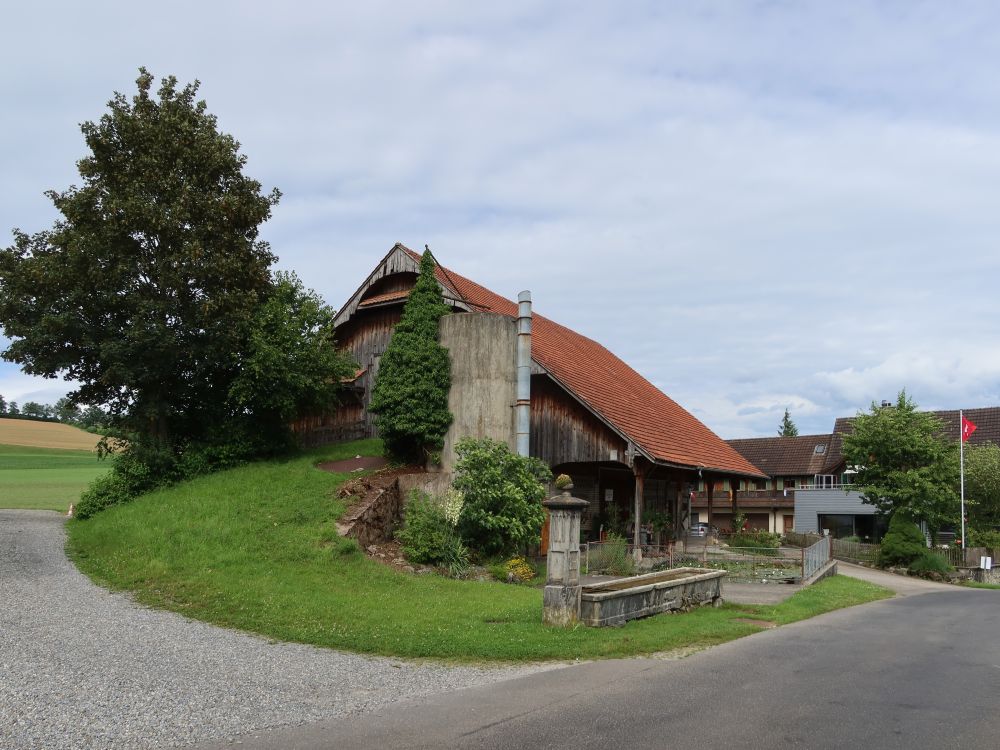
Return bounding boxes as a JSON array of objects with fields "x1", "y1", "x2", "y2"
[{"x1": 542, "y1": 486, "x2": 589, "y2": 627}]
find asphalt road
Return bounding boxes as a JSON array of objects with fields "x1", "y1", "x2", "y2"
[{"x1": 196, "y1": 571, "x2": 999, "y2": 750}]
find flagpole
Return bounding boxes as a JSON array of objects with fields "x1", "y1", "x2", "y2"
[{"x1": 960, "y1": 409, "x2": 966, "y2": 551}]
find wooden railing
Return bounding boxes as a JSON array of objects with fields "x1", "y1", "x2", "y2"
[{"x1": 693, "y1": 490, "x2": 795, "y2": 502}]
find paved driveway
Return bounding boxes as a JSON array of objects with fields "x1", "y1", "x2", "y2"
[{"x1": 0, "y1": 510, "x2": 553, "y2": 749}]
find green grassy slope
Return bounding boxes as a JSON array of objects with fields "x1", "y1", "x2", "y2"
[
  {"x1": 0, "y1": 444, "x2": 110, "y2": 511},
  {"x1": 67, "y1": 439, "x2": 892, "y2": 662}
]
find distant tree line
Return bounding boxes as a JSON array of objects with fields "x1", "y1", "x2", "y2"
[{"x1": 0, "y1": 394, "x2": 110, "y2": 431}]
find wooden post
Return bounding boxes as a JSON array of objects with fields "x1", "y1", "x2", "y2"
[
  {"x1": 633, "y1": 461, "x2": 646, "y2": 563},
  {"x1": 705, "y1": 475, "x2": 714, "y2": 530},
  {"x1": 731, "y1": 478, "x2": 740, "y2": 530},
  {"x1": 674, "y1": 478, "x2": 684, "y2": 542}
]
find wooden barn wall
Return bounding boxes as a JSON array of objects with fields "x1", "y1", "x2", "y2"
[
  {"x1": 363, "y1": 272, "x2": 417, "y2": 297},
  {"x1": 530, "y1": 375, "x2": 626, "y2": 468},
  {"x1": 333, "y1": 306, "x2": 406, "y2": 437},
  {"x1": 334, "y1": 247, "x2": 419, "y2": 326},
  {"x1": 290, "y1": 402, "x2": 366, "y2": 447}
]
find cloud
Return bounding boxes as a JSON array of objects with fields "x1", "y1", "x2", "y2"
[
  {"x1": 2, "y1": 2, "x2": 1000, "y2": 438},
  {"x1": 817, "y1": 348, "x2": 1000, "y2": 411}
]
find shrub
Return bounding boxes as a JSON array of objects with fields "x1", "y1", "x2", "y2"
[
  {"x1": 909, "y1": 551, "x2": 952, "y2": 577},
  {"x1": 397, "y1": 490, "x2": 469, "y2": 574},
  {"x1": 842, "y1": 535, "x2": 862, "y2": 544},
  {"x1": 490, "y1": 557, "x2": 536, "y2": 584},
  {"x1": 75, "y1": 449, "x2": 162, "y2": 519},
  {"x1": 453, "y1": 437, "x2": 552, "y2": 559},
  {"x1": 969, "y1": 529, "x2": 1000, "y2": 550},
  {"x1": 879, "y1": 513, "x2": 927, "y2": 567},
  {"x1": 727, "y1": 529, "x2": 781, "y2": 551},
  {"x1": 75, "y1": 437, "x2": 263, "y2": 520}
]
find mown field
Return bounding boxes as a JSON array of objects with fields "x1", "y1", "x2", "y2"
[
  {"x1": 0, "y1": 417, "x2": 102, "y2": 450},
  {"x1": 0, "y1": 420, "x2": 109, "y2": 512},
  {"x1": 68, "y1": 439, "x2": 892, "y2": 662}
]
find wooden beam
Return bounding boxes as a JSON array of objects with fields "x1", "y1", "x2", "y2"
[
  {"x1": 705, "y1": 474, "x2": 714, "y2": 529},
  {"x1": 731, "y1": 477, "x2": 740, "y2": 529},
  {"x1": 633, "y1": 460, "x2": 646, "y2": 562}
]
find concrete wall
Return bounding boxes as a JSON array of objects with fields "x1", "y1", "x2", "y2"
[
  {"x1": 439, "y1": 313, "x2": 518, "y2": 472},
  {"x1": 793, "y1": 488, "x2": 873, "y2": 533}
]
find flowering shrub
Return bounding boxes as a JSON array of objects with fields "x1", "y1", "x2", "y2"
[
  {"x1": 504, "y1": 557, "x2": 536, "y2": 583},
  {"x1": 441, "y1": 488, "x2": 464, "y2": 526},
  {"x1": 397, "y1": 489, "x2": 468, "y2": 575}
]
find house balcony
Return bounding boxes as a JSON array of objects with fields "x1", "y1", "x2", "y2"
[{"x1": 691, "y1": 489, "x2": 795, "y2": 509}]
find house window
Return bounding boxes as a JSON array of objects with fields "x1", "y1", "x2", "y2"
[
  {"x1": 755, "y1": 479, "x2": 768, "y2": 490},
  {"x1": 784, "y1": 478, "x2": 796, "y2": 489},
  {"x1": 813, "y1": 474, "x2": 836, "y2": 488}
]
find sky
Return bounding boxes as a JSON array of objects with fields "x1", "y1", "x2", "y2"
[{"x1": 2, "y1": 1, "x2": 999, "y2": 438}]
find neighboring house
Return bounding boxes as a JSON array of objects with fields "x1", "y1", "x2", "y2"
[
  {"x1": 298, "y1": 243, "x2": 766, "y2": 543},
  {"x1": 694, "y1": 434, "x2": 838, "y2": 535},
  {"x1": 725, "y1": 407, "x2": 1000, "y2": 540}
]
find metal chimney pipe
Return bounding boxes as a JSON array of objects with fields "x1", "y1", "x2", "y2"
[{"x1": 516, "y1": 291, "x2": 532, "y2": 457}]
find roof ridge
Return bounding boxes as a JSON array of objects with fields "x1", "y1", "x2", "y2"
[{"x1": 422, "y1": 252, "x2": 765, "y2": 477}]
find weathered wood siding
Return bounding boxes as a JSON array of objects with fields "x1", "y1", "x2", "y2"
[
  {"x1": 530, "y1": 375, "x2": 626, "y2": 468},
  {"x1": 334, "y1": 306, "x2": 406, "y2": 437},
  {"x1": 333, "y1": 246, "x2": 421, "y2": 327},
  {"x1": 362, "y1": 272, "x2": 418, "y2": 299},
  {"x1": 290, "y1": 402, "x2": 366, "y2": 447}
]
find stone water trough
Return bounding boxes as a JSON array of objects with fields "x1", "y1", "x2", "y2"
[{"x1": 579, "y1": 567, "x2": 726, "y2": 627}]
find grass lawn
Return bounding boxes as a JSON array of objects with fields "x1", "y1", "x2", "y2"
[
  {"x1": 0, "y1": 443, "x2": 110, "y2": 512},
  {"x1": 68, "y1": 439, "x2": 893, "y2": 663},
  {"x1": 962, "y1": 581, "x2": 1000, "y2": 590}
]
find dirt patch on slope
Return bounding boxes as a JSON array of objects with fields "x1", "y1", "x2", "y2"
[{"x1": 317, "y1": 455, "x2": 390, "y2": 473}]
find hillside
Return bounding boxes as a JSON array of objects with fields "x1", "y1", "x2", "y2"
[{"x1": 0, "y1": 417, "x2": 102, "y2": 450}]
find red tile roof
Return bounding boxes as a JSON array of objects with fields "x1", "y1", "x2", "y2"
[
  {"x1": 402, "y1": 247, "x2": 764, "y2": 477},
  {"x1": 727, "y1": 434, "x2": 833, "y2": 477}
]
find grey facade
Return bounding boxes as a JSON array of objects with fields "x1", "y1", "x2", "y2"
[{"x1": 793, "y1": 488, "x2": 874, "y2": 534}]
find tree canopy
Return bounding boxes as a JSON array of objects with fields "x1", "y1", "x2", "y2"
[
  {"x1": 369, "y1": 250, "x2": 453, "y2": 461},
  {"x1": 0, "y1": 69, "x2": 352, "y2": 459},
  {"x1": 0, "y1": 69, "x2": 280, "y2": 448},
  {"x1": 842, "y1": 390, "x2": 959, "y2": 533},
  {"x1": 778, "y1": 408, "x2": 799, "y2": 437},
  {"x1": 965, "y1": 441, "x2": 1000, "y2": 530},
  {"x1": 228, "y1": 271, "x2": 354, "y2": 436}
]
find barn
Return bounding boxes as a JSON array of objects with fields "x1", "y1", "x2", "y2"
[{"x1": 298, "y1": 244, "x2": 765, "y2": 546}]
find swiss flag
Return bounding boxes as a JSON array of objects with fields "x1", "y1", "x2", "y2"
[{"x1": 961, "y1": 415, "x2": 977, "y2": 442}]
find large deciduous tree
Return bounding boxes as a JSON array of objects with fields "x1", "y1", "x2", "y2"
[
  {"x1": 0, "y1": 69, "x2": 280, "y2": 448},
  {"x1": 368, "y1": 250, "x2": 453, "y2": 462},
  {"x1": 965, "y1": 442, "x2": 1000, "y2": 530},
  {"x1": 842, "y1": 390, "x2": 959, "y2": 536},
  {"x1": 228, "y1": 271, "x2": 355, "y2": 438}
]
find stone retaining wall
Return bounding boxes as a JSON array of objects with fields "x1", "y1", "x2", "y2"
[
  {"x1": 972, "y1": 567, "x2": 1000, "y2": 585},
  {"x1": 337, "y1": 473, "x2": 456, "y2": 548}
]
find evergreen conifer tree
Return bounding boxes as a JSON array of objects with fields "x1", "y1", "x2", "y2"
[
  {"x1": 369, "y1": 250, "x2": 453, "y2": 461},
  {"x1": 778, "y1": 408, "x2": 799, "y2": 437}
]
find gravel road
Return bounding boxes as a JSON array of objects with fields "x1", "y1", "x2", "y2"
[{"x1": 0, "y1": 510, "x2": 555, "y2": 749}]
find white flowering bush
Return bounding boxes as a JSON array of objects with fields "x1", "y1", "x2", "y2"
[{"x1": 441, "y1": 488, "x2": 464, "y2": 527}]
